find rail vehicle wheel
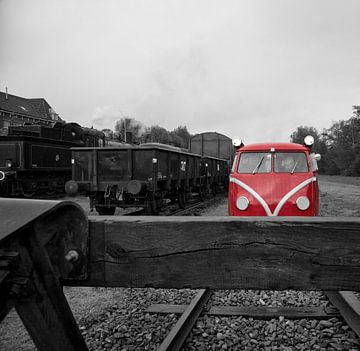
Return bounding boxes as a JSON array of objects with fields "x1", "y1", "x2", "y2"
[
  {"x1": 46, "y1": 189, "x2": 56, "y2": 196},
  {"x1": 22, "y1": 182, "x2": 36, "y2": 198},
  {"x1": 178, "y1": 191, "x2": 186, "y2": 209},
  {"x1": 45, "y1": 181, "x2": 58, "y2": 196},
  {"x1": 95, "y1": 206, "x2": 116, "y2": 215}
]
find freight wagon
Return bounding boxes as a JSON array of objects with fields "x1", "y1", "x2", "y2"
[
  {"x1": 189, "y1": 131, "x2": 235, "y2": 164},
  {"x1": 67, "y1": 143, "x2": 229, "y2": 215}
]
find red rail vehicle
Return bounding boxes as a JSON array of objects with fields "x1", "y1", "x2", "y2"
[{"x1": 228, "y1": 136, "x2": 321, "y2": 216}]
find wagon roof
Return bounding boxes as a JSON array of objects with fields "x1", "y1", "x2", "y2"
[
  {"x1": 71, "y1": 145, "x2": 203, "y2": 157},
  {"x1": 239, "y1": 142, "x2": 309, "y2": 152}
]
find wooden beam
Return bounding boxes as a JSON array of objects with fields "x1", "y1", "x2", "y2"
[{"x1": 71, "y1": 216, "x2": 360, "y2": 291}]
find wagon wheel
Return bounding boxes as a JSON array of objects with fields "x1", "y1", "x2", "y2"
[
  {"x1": 22, "y1": 181, "x2": 37, "y2": 198},
  {"x1": 46, "y1": 181, "x2": 57, "y2": 196},
  {"x1": 178, "y1": 191, "x2": 186, "y2": 209},
  {"x1": 45, "y1": 188, "x2": 56, "y2": 196}
]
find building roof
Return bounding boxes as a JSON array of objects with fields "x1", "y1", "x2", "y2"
[{"x1": 0, "y1": 91, "x2": 61, "y2": 121}]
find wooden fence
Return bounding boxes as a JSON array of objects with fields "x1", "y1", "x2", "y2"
[{"x1": 1, "y1": 199, "x2": 360, "y2": 350}]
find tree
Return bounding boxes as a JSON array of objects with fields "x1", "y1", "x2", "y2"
[
  {"x1": 101, "y1": 128, "x2": 114, "y2": 140},
  {"x1": 290, "y1": 126, "x2": 329, "y2": 174},
  {"x1": 142, "y1": 125, "x2": 173, "y2": 144},
  {"x1": 290, "y1": 126, "x2": 327, "y2": 154},
  {"x1": 323, "y1": 116, "x2": 360, "y2": 176},
  {"x1": 171, "y1": 126, "x2": 192, "y2": 148},
  {"x1": 114, "y1": 117, "x2": 145, "y2": 142}
]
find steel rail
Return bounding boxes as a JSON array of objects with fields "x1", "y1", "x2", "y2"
[
  {"x1": 325, "y1": 291, "x2": 360, "y2": 337},
  {"x1": 157, "y1": 289, "x2": 213, "y2": 351},
  {"x1": 147, "y1": 304, "x2": 339, "y2": 320}
]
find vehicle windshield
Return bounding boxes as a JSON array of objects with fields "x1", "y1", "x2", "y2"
[
  {"x1": 274, "y1": 152, "x2": 308, "y2": 173},
  {"x1": 237, "y1": 152, "x2": 271, "y2": 174},
  {"x1": 236, "y1": 151, "x2": 309, "y2": 174}
]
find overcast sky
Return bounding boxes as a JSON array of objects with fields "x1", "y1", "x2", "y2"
[{"x1": 1, "y1": 0, "x2": 359, "y2": 143}]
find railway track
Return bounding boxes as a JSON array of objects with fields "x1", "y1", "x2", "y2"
[
  {"x1": 150, "y1": 290, "x2": 360, "y2": 351},
  {"x1": 120, "y1": 194, "x2": 225, "y2": 216}
]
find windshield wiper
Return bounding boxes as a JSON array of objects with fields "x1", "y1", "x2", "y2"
[
  {"x1": 290, "y1": 158, "x2": 300, "y2": 174},
  {"x1": 252, "y1": 156, "x2": 265, "y2": 174}
]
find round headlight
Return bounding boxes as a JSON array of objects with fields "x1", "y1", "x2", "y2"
[
  {"x1": 236, "y1": 196, "x2": 249, "y2": 211},
  {"x1": 296, "y1": 196, "x2": 310, "y2": 210},
  {"x1": 232, "y1": 138, "x2": 243, "y2": 147},
  {"x1": 0, "y1": 171, "x2": 5, "y2": 181},
  {"x1": 304, "y1": 135, "x2": 314, "y2": 146}
]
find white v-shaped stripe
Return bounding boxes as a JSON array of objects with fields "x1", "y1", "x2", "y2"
[{"x1": 230, "y1": 176, "x2": 317, "y2": 216}]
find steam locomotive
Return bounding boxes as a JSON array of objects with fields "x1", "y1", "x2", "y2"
[{"x1": 0, "y1": 122, "x2": 105, "y2": 197}]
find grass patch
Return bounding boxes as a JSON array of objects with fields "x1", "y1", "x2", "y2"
[{"x1": 318, "y1": 174, "x2": 360, "y2": 186}]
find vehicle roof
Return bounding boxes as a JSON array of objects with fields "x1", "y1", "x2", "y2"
[{"x1": 237, "y1": 142, "x2": 310, "y2": 152}]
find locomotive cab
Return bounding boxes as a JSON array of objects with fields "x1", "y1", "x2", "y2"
[{"x1": 228, "y1": 136, "x2": 320, "y2": 216}]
